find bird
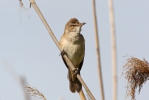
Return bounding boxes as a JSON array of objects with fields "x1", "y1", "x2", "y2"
[{"x1": 59, "y1": 18, "x2": 85, "y2": 93}]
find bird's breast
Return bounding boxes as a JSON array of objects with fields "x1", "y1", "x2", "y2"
[{"x1": 60, "y1": 35, "x2": 85, "y2": 67}]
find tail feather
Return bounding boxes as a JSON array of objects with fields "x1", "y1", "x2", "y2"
[
  {"x1": 69, "y1": 80, "x2": 76, "y2": 93},
  {"x1": 75, "y1": 78, "x2": 82, "y2": 92},
  {"x1": 68, "y1": 70, "x2": 82, "y2": 93}
]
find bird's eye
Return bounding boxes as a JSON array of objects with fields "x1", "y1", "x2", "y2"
[{"x1": 71, "y1": 24, "x2": 75, "y2": 27}]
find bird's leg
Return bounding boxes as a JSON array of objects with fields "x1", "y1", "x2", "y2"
[{"x1": 59, "y1": 50, "x2": 66, "y2": 56}]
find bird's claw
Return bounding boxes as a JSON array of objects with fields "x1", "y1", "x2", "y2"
[
  {"x1": 59, "y1": 50, "x2": 66, "y2": 56},
  {"x1": 73, "y1": 68, "x2": 79, "y2": 75}
]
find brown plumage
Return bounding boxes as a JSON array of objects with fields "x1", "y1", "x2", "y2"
[{"x1": 59, "y1": 18, "x2": 85, "y2": 93}]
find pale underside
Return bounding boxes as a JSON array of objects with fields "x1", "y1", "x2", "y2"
[{"x1": 60, "y1": 30, "x2": 85, "y2": 81}]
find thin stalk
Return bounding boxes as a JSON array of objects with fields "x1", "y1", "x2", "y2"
[
  {"x1": 92, "y1": 0, "x2": 105, "y2": 100},
  {"x1": 3, "y1": 62, "x2": 30, "y2": 100},
  {"x1": 79, "y1": 90, "x2": 86, "y2": 100},
  {"x1": 108, "y1": 0, "x2": 117, "y2": 100}
]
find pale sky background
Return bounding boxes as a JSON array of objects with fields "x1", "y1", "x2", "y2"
[{"x1": 1, "y1": 0, "x2": 149, "y2": 100}]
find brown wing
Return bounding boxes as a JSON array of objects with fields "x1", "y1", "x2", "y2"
[
  {"x1": 78, "y1": 44, "x2": 85, "y2": 72},
  {"x1": 61, "y1": 54, "x2": 69, "y2": 69},
  {"x1": 78, "y1": 57, "x2": 84, "y2": 73}
]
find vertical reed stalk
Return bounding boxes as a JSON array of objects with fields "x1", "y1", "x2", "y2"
[
  {"x1": 108, "y1": 0, "x2": 117, "y2": 100},
  {"x1": 92, "y1": 0, "x2": 105, "y2": 100}
]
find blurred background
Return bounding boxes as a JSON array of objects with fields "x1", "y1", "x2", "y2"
[{"x1": 0, "y1": 0, "x2": 149, "y2": 100}]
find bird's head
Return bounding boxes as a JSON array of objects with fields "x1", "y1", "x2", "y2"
[{"x1": 65, "y1": 18, "x2": 86, "y2": 34}]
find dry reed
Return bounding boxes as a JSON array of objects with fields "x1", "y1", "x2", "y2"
[
  {"x1": 26, "y1": 85, "x2": 47, "y2": 100},
  {"x1": 108, "y1": 0, "x2": 117, "y2": 99},
  {"x1": 123, "y1": 57, "x2": 149, "y2": 100},
  {"x1": 19, "y1": 0, "x2": 23, "y2": 7},
  {"x1": 92, "y1": 0, "x2": 105, "y2": 99}
]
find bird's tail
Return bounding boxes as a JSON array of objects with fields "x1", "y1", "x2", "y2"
[{"x1": 68, "y1": 70, "x2": 82, "y2": 93}]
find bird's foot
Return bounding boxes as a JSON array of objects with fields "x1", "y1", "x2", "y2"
[
  {"x1": 73, "y1": 68, "x2": 79, "y2": 75},
  {"x1": 59, "y1": 50, "x2": 66, "y2": 56}
]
